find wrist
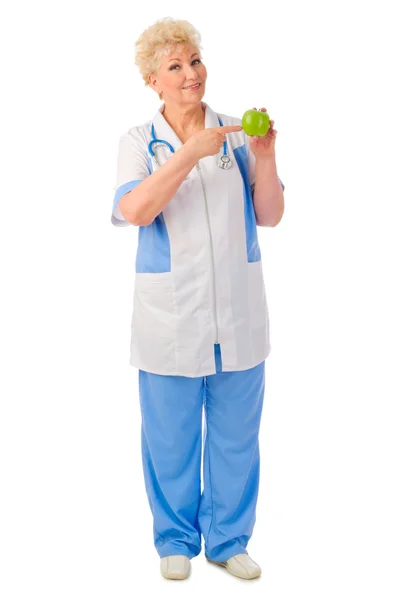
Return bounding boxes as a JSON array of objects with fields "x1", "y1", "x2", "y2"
[
  {"x1": 255, "y1": 152, "x2": 276, "y2": 163},
  {"x1": 180, "y1": 142, "x2": 200, "y2": 165}
]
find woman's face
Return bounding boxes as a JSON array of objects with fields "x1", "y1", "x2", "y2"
[{"x1": 151, "y1": 43, "x2": 207, "y2": 106}]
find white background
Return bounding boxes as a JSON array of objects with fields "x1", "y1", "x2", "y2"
[{"x1": 1, "y1": 0, "x2": 403, "y2": 598}]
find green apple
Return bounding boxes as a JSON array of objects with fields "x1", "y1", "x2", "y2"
[{"x1": 242, "y1": 108, "x2": 270, "y2": 136}]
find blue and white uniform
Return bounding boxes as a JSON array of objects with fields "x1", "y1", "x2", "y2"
[
  {"x1": 111, "y1": 100, "x2": 284, "y2": 562},
  {"x1": 112, "y1": 101, "x2": 284, "y2": 377}
]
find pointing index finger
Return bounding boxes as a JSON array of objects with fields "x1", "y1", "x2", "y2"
[{"x1": 216, "y1": 125, "x2": 243, "y2": 133}]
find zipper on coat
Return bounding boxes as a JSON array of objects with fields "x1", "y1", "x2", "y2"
[{"x1": 196, "y1": 161, "x2": 219, "y2": 344}]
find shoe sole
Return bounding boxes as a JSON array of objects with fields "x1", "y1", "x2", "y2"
[
  {"x1": 161, "y1": 572, "x2": 189, "y2": 580},
  {"x1": 205, "y1": 556, "x2": 261, "y2": 580}
]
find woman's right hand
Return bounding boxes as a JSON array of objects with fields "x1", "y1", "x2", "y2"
[{"x1": 184, "y1": 125, "x2": 243, "y2": 162}]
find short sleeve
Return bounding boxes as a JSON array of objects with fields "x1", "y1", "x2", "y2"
[
  {"x1": 111, "y1": 130, "x2": 151, "y2": 227},
  {"x1": 245, "y1": 133, "x2": 285, "y2": 193}
]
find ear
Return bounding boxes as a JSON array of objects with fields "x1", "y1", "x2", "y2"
[{"x1": 148, "y1": 73, "x2": 158, "y2": 92}]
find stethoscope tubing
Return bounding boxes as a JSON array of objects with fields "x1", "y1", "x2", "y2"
[{"x1": 148, "y1": 115, "x2": 229, "y2": 168}]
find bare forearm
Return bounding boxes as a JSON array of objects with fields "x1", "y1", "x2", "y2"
[
  {"x1": 253, "y1": 154, "x2": 284, "y2": 227},
  {"x1": 120, "y1": 146, "x2": 198, "y2": 226}
]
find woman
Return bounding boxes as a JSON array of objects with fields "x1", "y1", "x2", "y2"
[{"x1": 111, "y1": 17, "x2": 285, "y2": 580}]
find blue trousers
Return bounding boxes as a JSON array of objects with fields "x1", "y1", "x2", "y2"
[{"x1": 138, "y1": 343, "x2": 265, "y2": 563}]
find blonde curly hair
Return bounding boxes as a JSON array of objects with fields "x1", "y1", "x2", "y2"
[{"x1": 134, "y1": 17, "x2": 203, "y2": 99}]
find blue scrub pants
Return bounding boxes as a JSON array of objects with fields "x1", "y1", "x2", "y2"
[{"x1": 138, "y1": 343, "x2": 265, "y2": 563}]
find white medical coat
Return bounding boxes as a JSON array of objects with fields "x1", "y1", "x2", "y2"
[{"x1": 111, "y1": 101, "x2": 284, "y2": 377}]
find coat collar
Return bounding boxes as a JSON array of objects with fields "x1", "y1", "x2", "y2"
[{"x1": 151, "y1": 101, "x2": 220, "y2": 152}]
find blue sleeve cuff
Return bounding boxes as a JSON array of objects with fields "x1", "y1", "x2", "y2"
[{"x1": 111, "y1": 180, "x2": 143, "y2": 227}]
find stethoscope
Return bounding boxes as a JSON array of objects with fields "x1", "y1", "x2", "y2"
[{"x1": 148, "y1": 114, "x2": 232, "y2": 173}]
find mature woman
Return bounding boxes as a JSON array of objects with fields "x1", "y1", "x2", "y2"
[{"x1": 111, "y1": 17, "x2": 285, "y2": 580}]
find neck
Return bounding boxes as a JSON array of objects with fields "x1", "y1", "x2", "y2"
[{"x1": 162, "y1": 101, "x2": 205, "y2": 135}]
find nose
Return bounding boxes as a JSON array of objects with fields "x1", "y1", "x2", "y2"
[{"x1": 184, "y1": 63, "x2": 199, "y2": 79}]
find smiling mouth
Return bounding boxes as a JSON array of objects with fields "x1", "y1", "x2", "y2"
[{"x1": 183, "y1": 83, "x2": 201, "y2": 90}]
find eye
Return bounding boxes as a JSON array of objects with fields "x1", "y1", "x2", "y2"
[{"x1": 170, "y1": 59, "x2": 201, "y2": 71}]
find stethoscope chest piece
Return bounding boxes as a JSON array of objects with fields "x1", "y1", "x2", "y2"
[{"x1": 217, "y1": 155, "x2": 232, "y2": 169}]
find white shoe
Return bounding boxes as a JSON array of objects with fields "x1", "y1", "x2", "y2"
[
  {"x1": 160, "y1": 555, "x2": 191, "y2": 580},
  {"x1": 207, "y1": 552, "x2": 261, "y2": 579}
]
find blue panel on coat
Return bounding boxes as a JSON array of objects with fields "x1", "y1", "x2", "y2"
[
  {"x1": 233, "y1": 145, "x2": 261, "y2": 263},
  {"x1": 114, "y1": 173, "x2": 171, "y2": 273},
  {"x1": 135, "y1": 154, "x2": 171, "y2": 273},
  {"x1": 136, "y1": 213, "x2": 171, "y2": 273}
]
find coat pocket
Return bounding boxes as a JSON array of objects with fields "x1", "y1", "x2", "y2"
[
  {"x1": 247, "y1": 260, "x2": 268, "y2": 330},
  {"x1": 131, "y1": 272, "x2": 177, "y2": 371}
]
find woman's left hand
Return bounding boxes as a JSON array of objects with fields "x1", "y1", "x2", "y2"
[{"x1": 249, "y1": 107, "x2": 277, "y2": 158}]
